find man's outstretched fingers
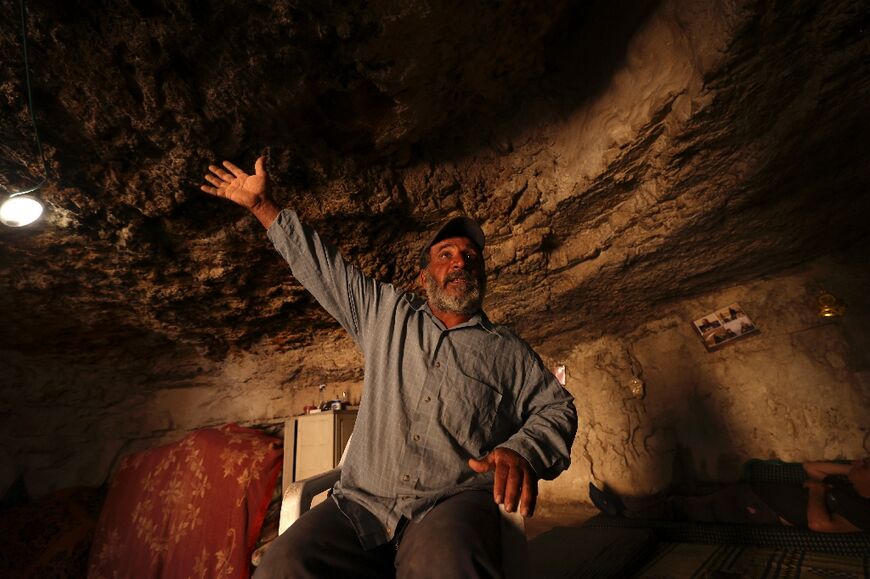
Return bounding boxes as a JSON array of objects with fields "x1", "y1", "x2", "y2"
[
  {"x1": 520, "y1": 471, "x2": 537, "y2": 517},
  {"x1": 222, "y1": 160, "x2": 245, "y2": 177},
  {"x1": 204, "y1": 174, "x2": 224, "y2": 188},
  {"x1": 493, "y1": 460, "x2": 509, "y2": 505},
  {"x1": 467, "y1": 457, "x2": 490, "y2": 473},
  {"x1": 208, "y1": 165, "x2": 232, "y2": 181},
  {"x1": 468, "y1": 448, "x2": 539, "y2": 516},
  {"x1": 254, "y1": 156, "x2": 266, "y2": 175},
  {"x1": 504, "y1": 465, "x2": 523, "y2": 512}
]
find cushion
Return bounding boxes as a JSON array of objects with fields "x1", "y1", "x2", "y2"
[{"x1": 88, "y1": 424, "x2": 282, "y2": 579}]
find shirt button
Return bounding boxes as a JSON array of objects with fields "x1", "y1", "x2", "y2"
[
  {"x1": 434, "y1": 361, "x2": 441, "y2": 368},
  {"x1": 402, "y1": 474, "x2": 410, "y2": 482},
  {"x1": 387, "y1": 526, "x2": 392, "y2": 534},
  {"x1": 425, "y1": 396, "x2": 432, "y2": 402},
  {"x1": 413, "y1": 434, "x2": 421, "y2": 441}
]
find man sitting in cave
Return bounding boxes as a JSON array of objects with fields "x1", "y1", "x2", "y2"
[
  {"x1": 589, "y1": 457, "x2": 870, "y2": 533},
  {"x1": 201, "y1": 157, "x2": 577, "y2": 578}
]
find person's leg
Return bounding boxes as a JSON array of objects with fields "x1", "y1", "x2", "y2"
[
  {"x1": 669, "y1": 483, "x2": 780, "y2": 525},
  {"x1": 254, "y1": 498, "x2": 395, "y2": 579},
  {"x1": 595, "y1": 482, "x2": 781, "y2": 525},
  {"x1": 621, "y1": 493, "x2": 673, "y2": 519},
  {"x1": 395, "y1": 490, "x2": 502, "y2": 579}
]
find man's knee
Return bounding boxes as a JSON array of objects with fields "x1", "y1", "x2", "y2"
[
  {"x1": 253, "y1": 520, "x2": 325, "y2": 579},
  {"x1": 399, "y1": 530, "x2": 502, "y2": 579},
  {"x1": 255, "y1": 498, "x2": 396, "y2": 579},
  {"x1": 253, "y1": 499, "x2": 351, "y2": 579},
  {"x1": 407, "y1": 530, "x2": 501, "y2": 572},
  {"x1": 397, "y1": 491, "x2": 502, "y2": 579}
]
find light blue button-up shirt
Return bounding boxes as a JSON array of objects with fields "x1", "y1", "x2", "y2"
[{"x1": 268, "y1": 209, "x2": 577, "y2": 548}]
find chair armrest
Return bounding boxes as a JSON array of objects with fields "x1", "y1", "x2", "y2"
[{"x1": 279, "y1": 468, "x2": 342, "y2": 534}]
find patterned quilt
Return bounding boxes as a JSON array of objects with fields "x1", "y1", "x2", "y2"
[
  {"x1": 635, "y1": 543, "x2": 869, "y2": 579},
  {"x1": 88, "y1": 424, "x2": 282, "y2": 579}
]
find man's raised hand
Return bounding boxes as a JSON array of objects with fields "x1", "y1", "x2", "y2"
[
  {"x1": 468, "y1": 447, "x2": 538, "y2": 517},
  {"x1": 201, "y1": 156, "x2": 280, "y2": 228}
]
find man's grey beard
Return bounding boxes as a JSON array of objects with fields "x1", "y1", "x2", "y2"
[{"x1": 423, "y1": 269, "x2": 486, "y2": 315}]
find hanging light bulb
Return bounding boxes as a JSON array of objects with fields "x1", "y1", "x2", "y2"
[
  {"x1": 2, "y1": 0, "x2": 49, "y2": 228},
  {"x1": 0, "y1": 192, "x2": 44, "y2": 227}
]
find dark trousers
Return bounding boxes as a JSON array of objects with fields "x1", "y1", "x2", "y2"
[{"x1": 254, "y1": 490, "x2": 503, "y2": 579}]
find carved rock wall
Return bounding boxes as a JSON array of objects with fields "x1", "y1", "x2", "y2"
[
  {"x1": 1, "y1": 0, "x2": 869, "y2": 509},
  {"x1": 5, "y1": 246, "x2": 868, "y2": 508},
  {"x1": 2, "y1": 333, "x2": 362, "y2": 496},
  {"x1": 2, "y1": 0, "x2": 868, "y2": 358}
]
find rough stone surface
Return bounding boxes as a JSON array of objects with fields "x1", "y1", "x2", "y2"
[
  {"x1": 539, "y1": 250, "x2": 870, "y2": 511},
  {"x1": 1, "y1": 0, "x2": 869, "y2": 501},
  {"x1": 3, "y1": 332, "x2": 364, "y2": 495}
]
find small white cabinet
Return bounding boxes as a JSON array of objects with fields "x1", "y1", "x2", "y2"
[{"x1": 283, "y1": 410, "x2": 357, "y2": 490}]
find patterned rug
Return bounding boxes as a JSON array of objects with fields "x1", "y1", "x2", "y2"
[{"x1": 634, "y1": 543, "x2": 869, "y2": 579}]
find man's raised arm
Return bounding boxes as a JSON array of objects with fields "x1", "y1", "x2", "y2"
[{"x1": 200, "y1": 156, "x2": 394, "y2": 350}]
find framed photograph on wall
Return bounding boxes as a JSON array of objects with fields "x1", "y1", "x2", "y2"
[{"x1": 693, "y1": 303, "x2": 758, "y2": 351}]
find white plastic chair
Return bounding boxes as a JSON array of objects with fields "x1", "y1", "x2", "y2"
[{"x1": 279, "y1": 436, "x2": 530, "y2": 578}]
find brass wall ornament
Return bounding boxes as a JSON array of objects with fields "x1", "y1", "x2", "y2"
[{"x1": 817, "y1": 291, "x2": 846, "y2": 317}]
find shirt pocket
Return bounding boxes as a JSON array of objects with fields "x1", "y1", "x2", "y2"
[{"x1": 439, "y1": 375, "x2": 504, "y2": 454}]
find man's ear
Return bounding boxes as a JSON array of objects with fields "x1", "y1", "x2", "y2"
[{"x1": 417, "y1": 270, "x2": 429, "y2": 296}]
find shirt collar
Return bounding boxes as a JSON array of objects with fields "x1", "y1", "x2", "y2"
[{"x1": 405, "y1": 294, "x2": 498, "y2": 335}]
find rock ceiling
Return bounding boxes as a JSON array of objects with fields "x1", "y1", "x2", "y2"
[{"x1": 1, "y1": 0, "x2": 868, "y2": 364}]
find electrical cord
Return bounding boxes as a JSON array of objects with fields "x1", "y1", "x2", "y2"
[{"x1": 8, "y1": 0, "x2": 48, "y2": 197}]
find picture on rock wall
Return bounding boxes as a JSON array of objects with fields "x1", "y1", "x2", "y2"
[{"x1": 693, "y1": 302, "x2": 758, "y2": 351}]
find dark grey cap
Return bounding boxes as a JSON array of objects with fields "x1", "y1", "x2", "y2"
[{"x1": 419, "y1": 216, "x2": 485, "y2": 267}]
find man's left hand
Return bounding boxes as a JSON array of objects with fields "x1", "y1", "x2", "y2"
[{"x1": 468, "y1": 447, "x2": 538, "y2": 517}]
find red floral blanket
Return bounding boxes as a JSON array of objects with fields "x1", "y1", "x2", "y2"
[{"x1": 88, "y1": 424, "x2": 282, "y2": 579}]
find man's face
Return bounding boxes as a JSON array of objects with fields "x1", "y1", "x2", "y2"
[{"x1": 420, "y1": 236, "x2": 486, "y2": 315}]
